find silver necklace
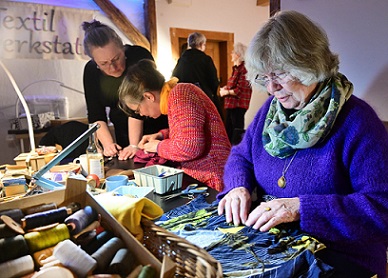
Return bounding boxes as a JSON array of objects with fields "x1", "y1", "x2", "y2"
[{"x1": 277, "y1": 151, "x2": 298, "y2": 188}]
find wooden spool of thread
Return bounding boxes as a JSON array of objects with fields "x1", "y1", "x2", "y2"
[
  {"x1": 108, "y1": 248, "x2": 133, "y2": 277},
  {"x1": 0, "y1": 234, "x2": 29, "y2": 263},
  {"x1": 24, "y1": 223, "x2": 70, "y2": 253},
  {"x1": 65, "y1": 205, "x2": 98, "y2": 235},
  {"x1": 53, "y1": 239, "x2": 97, "y2": 278},
  {"x1": 0, "y1": 255, "x2": 34, "y2": 278},
  {"x1": 91, "y1": 237, "x2": 125, "y2": 273},
  {"x1": 21, "y1": 207, "x2": 72, "y2": 231},
  {"x1": 0, "y1": 208, "x2": 24, "y2": 224},
  {"x1": 23, "y1": 203, "x2": 57, "y2": 215},
  {"x1": 33, "y1": 246, "x2": 55, "y2": 267},
  {"x1": 82, "y1": 230, "x2": 114, "y2": 255}
]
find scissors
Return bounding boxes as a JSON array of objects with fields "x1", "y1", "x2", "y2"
[{"x1": 161, "y1": 184, "x2": 208, "y2": 201}]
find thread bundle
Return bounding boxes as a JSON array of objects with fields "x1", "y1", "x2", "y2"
[
  {"x1": 22, "y1": 207, "x2": 72, "y2": 230},
  {"x1": 0, "y1": 201, "x2": 145, "y2": 277}
]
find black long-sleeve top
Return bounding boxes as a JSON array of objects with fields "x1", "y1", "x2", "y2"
[{"x1": 83, "y1": 45, "x2": 168, "y2": 147}]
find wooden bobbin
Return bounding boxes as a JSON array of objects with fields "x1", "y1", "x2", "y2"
[{"x1": 0, "y1": 215, "x2": 24, "y2": 235}]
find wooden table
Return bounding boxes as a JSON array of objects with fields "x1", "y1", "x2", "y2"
[{"x1": 103, "y1": 157, "x2": 218, "y2": 212}]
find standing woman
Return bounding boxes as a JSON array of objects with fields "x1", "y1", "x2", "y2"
[
  {"x1": 82, "y1": 20, "x2": 168, "y2": 160},
  {"x1": 172, "y1": 32, "x2": 223, "y2": 119},
  {"x1": 119, "y1": 59, "x2": 231, "y2": 191},
  {"x1": 220, "y1": 43, "x2": 252, "y2": 144}
]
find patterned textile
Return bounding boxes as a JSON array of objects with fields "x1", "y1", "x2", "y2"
[
  {"x1": 157, "y1": 196, "x2": 333, "y2": 277},
  {"x1": 133, "y1": 149, "x2": 168, "y2": 166},
  {"x1": 156, "y1": 83, "x2": 231, "y2": 191},
  {"x1": 263, "y1": 73, "x2": 353, "y2": 158},
  {"x1": 224, "y1": 62, "x2": 252, "y2": 110},
  {"x1": 219, "y1": 84, "x2": 388, "y2": 277}
]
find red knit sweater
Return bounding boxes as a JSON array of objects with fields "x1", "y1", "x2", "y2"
[{"x1": 157, "y1": 83, "x2": 231, "y2": 191}]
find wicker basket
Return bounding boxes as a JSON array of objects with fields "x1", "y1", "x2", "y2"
[{"x1": 142, "y1": 218, "x2": 223, "y2": 278}]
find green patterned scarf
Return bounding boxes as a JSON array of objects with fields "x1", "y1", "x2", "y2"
[{"x1": 263, "y1": 73, "x2": 353, "y2": 158}]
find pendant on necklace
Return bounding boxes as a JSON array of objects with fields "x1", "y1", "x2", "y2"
[{"x1": 277, "y1": 176, "x2": 286, "y2": 188}]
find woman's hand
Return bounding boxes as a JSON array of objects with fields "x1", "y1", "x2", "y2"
[
  {"x1": 219, "y1": 87, "x2": 229, "y2": 97},
  {"x1": 102, "y1": 142, "x2": 122, "y2": 157},
  {"x1": 218, "y1": 187, "x2": 252, "y2": 226},
  {"x1": 142, "y1": 140, "x2": 161, "y2": 153},
  {"x1": 245, "y1": 197, "x2": 300, "y2": 232},
  {"x1": 118, "y1": 145, "x2": 138, "y2": 160},
  {"x1": 138, "y1": 133, "x2": 163, "y2": 149}
]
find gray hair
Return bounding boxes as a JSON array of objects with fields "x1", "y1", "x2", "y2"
[
  {"x1": 82, "y1": 20, "x2": 123, "y2": 58},
  {"x1": 118, "y1": 59, "x2": 165, "y2": 109},
  {"x1": 187, "y1": 32, "x2": 206, "y2": 49},
  {"x1": 233, "y1": 42, "x2": 247, "y2": 62},
  {"x1": 246, "y1": 10, "x2": 339, "y2": 87}
]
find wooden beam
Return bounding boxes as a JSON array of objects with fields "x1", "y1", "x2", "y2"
[
  {"x1": 144, "y1": 0, "x2": 158, "y2": 59},
  {"x1": 270, "y1": 0, "x2": 280, "y2": 17},
  {"x1": 256, "y1": 0, "x2": 269, "y2": 6},
  {"x1": 93, "y1": 0, "x2": 150, "y2": 51}
]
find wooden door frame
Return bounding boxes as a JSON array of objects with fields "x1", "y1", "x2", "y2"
[{"x1": 170, "y1": 28, "x2": 234, "y2": 86}]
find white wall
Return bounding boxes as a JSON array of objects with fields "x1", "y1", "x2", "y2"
[
  {"x1": 282, "y1": 0, "x2": 388, "y2": 121},
  {"x1": 0, "y1": 0, "x2": 138, "y2": 164},
  {"x1": 0, "y1": 0, "x2": 271, "y2": 164},
  {"x1": 155, "y1": 0, "x2": 270, "y2": 130}
]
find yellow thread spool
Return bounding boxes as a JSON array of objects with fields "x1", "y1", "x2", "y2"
[{"x1": 24, "y1": 223, "x2": 70, "y2": 253}]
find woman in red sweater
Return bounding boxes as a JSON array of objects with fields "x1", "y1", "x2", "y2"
[{"x1": 118, "y1": 59, "x2": 231, "y2": 191}]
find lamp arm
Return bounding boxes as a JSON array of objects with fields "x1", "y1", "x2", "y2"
[
  {"x1": 0, "y1": 60, "x2": 36, "y2": 152},
  {"x1": 15, "y1": 79, "x2": 84, "y2": 117}
]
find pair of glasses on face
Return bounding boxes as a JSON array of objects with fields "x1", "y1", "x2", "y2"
[
  {"x1": 118, "y1": 98, "x2": 143, "y2": 116},
  {"x1": 254, "y1": 72, "x2": 290, "y2": 87},
  {"x1": 97, "y1": 52, "x2": 123, "y2": 69}
]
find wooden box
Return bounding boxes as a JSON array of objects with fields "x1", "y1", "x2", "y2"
[
  {"x1": 13, "y1": 152, "x2": 49, "y2": 171},
  {"x1": 0, "y1": 176, "x2": 163, "y2": 276}
]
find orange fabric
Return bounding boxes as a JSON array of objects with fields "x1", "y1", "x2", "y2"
[{"x1": 160, "y1": 77, "x2": 178, "y2": 115}]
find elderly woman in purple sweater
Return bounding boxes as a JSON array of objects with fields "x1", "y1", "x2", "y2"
[{"x1": 217, "y1": 10, "x2": 388, "y2": 278}]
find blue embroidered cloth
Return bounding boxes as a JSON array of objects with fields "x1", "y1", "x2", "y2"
[{"x1": 157, "y1": 195, "x2": 334, "y2": 278}]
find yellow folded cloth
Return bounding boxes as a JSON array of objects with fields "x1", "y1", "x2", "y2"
[{"x1": 94, "y1": 194, "x2": 164, "y2": 241}]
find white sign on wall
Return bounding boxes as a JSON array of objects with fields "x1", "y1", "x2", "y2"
[{"x1": 0, "y1": 1, "x2": 94, "y2": 60}]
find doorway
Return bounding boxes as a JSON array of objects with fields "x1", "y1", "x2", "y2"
[{"x1": 170, "y1": 28, "x2": 234, "y2": 119}]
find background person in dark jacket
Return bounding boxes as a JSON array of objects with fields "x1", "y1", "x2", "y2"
[{"x1": 172, "y1": 32, "x2": 223, "y2": 118}]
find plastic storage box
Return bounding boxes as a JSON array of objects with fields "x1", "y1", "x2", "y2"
[{"x1": 132, "y1": 165, "x2": 184, "y2": 194}]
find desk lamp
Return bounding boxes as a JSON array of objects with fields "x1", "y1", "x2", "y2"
[
  {"x1": 15, "y1": 79, "x2": 84, "y2": 118},
  {"x1": 32, "y1": 123, "x2": 99, "y2": 190},
  {"x1": 0, "y1": 60, "x2": 36, "y2": 153}
]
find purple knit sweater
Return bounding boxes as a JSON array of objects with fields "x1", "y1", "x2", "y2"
[{"x1": 219, "y1": 95, "x2": 388, "y2": 277}]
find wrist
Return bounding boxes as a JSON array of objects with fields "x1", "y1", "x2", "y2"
[{"x1": 129, "y1": 145, "x2": 139, "y2": 149}]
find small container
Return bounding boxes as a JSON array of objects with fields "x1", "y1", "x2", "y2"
[
  {"x1": 111, "y1": 185, "x2": 154, "y2": 199},
  {"x1": 132, "y1": 165, "x2": 184, "y2": 194}
]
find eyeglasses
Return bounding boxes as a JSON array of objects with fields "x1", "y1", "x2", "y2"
[
  {"x1": 134, "y1": 101, "x2": 142, "y2": 115},
  {"x1": 96, "y1": 52, "x2": 123, "y2": 69},
  {"x1": 254, "y1": 72, "x2": 290, "y2": 87},
  {"x1": 118, "y1": 98, "x2": 142, "y2": 116}
]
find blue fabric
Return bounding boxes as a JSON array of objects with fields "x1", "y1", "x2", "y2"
[{"x1": 157, "y1": 196, "x2": 333, "y2": 277}]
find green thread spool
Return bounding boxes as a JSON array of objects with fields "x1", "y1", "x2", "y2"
[
  {"x1": 108, "y1": 248, "x2": 133, "y2": 277},
  {"x1": 24, "y1": 223, "x2": 70, "y2": 253},
  {"x1": 91, "y1": 237, "x2": 124, "y2": 273}
]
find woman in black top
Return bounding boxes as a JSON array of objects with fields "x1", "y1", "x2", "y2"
[
  {"x1": 82, "y1": 20, "x2": 168, "y2": 159},
  {"x1": 172, "y1": 32, "x2": 223, "y2": 118}
]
